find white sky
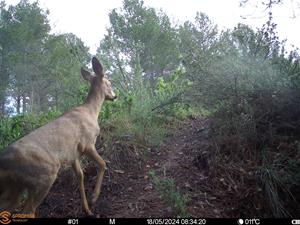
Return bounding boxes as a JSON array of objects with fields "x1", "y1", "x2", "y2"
[{"x1": 5, "y1": 0, "x2": 300, "y2": 54}]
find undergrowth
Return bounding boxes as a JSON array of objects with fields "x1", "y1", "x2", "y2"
[
  {"x1": 149, "y1": 170, "x2": 189, "y2": 217},
  {"x1": 207, "y1": 90, "x2": 300, "y2": 217},
  {"x1": 0, "y1": 109, "x2": 61, "y2": 152},
  {"x1": 97, "y1": 67, "x2": 195, "y2": 164}
]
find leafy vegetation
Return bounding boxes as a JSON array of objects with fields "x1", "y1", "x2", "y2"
[
  {"x1": 0, "y1": 0, "x2": 299, "y2": 217},
  {"x1": 149, "y1": 170, "x2": 189, "y2": 217},
  {"x1": 0, "y1": 109, "x2": 60, "y2": 151}
]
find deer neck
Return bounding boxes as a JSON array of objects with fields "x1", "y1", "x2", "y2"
[{"x1": 83, "y1": 82, "x2": 105, "y2": 120}]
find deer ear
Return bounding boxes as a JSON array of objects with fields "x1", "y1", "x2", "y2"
[
  {"x1": 92, "y1": 57, "x2": 104, "y2": 77},
  {"x1": 81, "y1": 67, "x2": 93, "y2": 81}
]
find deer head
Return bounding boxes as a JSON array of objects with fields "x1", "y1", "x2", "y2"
[{"x1": 81, "y1": 57, "x2": 117, "y2": 101}]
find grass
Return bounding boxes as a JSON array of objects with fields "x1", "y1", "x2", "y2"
[{"x1": 149, "y1": 170, "x2": 189, "y2": 217}]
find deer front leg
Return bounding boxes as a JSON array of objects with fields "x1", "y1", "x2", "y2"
[
  {"x1": 85, "y1": 146, "x2": 106, "y2": 204},
  {"x1": 72, "y1": 159, "x2": 93, "y2": 216}
]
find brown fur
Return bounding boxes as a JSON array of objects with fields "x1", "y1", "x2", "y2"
[{"x1": 0, "y1": 57, "x2": 116, "y2": 217}]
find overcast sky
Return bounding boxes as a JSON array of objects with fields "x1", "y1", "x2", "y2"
[{"x1": 5, "y1": 0, "x2": 300, "y2": 54}]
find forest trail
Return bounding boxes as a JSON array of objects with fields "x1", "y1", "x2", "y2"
[{"x1": 37, "y1": 117, "x2": 225, "y2": 218}]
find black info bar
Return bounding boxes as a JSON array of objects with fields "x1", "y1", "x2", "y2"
[{"x1": 3, "y1": 218, "x2": 297, "y2": 225}]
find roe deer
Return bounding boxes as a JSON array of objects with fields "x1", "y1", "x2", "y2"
[{"x1": 0, "y1": 57, "x2": 116, "y2": 217}]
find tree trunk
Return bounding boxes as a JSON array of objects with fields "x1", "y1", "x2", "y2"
[
  {"x1": 0, "y1": 98, "x2": 4, "y2": 116},
  {"x1": 30, "y1": 89, "x2": 34, "y2": 113},
  {"x1": 22, "y1": 94, "x2": 27, "y2": 113},
  {"x1": 16, "y1": 93, "x2": 21, "y2": 114},
  {"x1": 55, "y1": 86, "x2": 58, "y2": 109}
]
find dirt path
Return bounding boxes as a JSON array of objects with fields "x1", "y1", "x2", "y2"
[{"x1": 37, "y1": 117, "x2": 225, "y2": 218}]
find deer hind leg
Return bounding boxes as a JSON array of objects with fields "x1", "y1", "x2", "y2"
[
  {"x1": 72, "y1": 159, "x2": 93, "y2": 216},
  {"x1": 23, "y1": 171, "x2": 58, "y2": 218},
  {"x1": 23, "y1": 181, "x2": 55, "y2": 217},
  {"x1": 0, "y1": 180, "x2": 23, "y2": 212},
  {"x1": 0, "y1": 189, "x2": 21, "y2": 211},
  {"x1": 85, "y1": 147, "x2": 106, "y2": 204}
]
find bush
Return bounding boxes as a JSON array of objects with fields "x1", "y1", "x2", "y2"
[
  {"x1": 180, "y1": 21, "x2": 300, "y2": 217},
  {"x1": 210, "y1": 89, "x2": 300, "y2": 216},
  {"x1": 0, "y1": 109, "x2": 61, "y2": 152},
  {"x1": 99, "y1": 67, "x2": 195, "y2": 149}
]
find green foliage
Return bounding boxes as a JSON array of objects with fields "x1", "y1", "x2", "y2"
[
  {"x1": 99, "y1": 66, "x2": 195, "y2": 148},
  {"x1": 94, "y1": 0, "x2": 197, "y2": 150},
  {"x1": 42, "y1": 33, "x2": 90, "y2": 111},
  {"x1": 98, "y1": 0, "x2": 180, "y2": 92},
  {"x1": 0, "y1": 109, "x2": 61, "y2": 152},
  {"x1": 100, "y1": 82, "x2": 166, "y2": 147},
  {"x1": 0, "y1": 0, "x2": 90, "y2": 115},
  {"x1": 174, "y1": 6, "x2": 300, "y2": 216},
  {"x1": 181, "y1": 18, "x2": 299, "y2": 217},
  {"x1": 154, "y1": 67, "x2": 194, "y2": 120},
  {"x1": 149, "y1": 170, "x2": 189, "y2": 217}
]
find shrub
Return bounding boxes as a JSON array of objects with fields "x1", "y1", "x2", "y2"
[{"x1": 0, "y1": 109, "x2": 61, "y2": 152}]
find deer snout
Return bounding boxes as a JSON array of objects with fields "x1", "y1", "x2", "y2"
[
  {"x1": 111, "y1": 90, "x2": 117, "y2": 101},
  {"x1": 106, "y1": 91, "x2": 117, "y2": 101},
  {"x1": 109, "y1": 95, "x2": 117, "y2": 101}
]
